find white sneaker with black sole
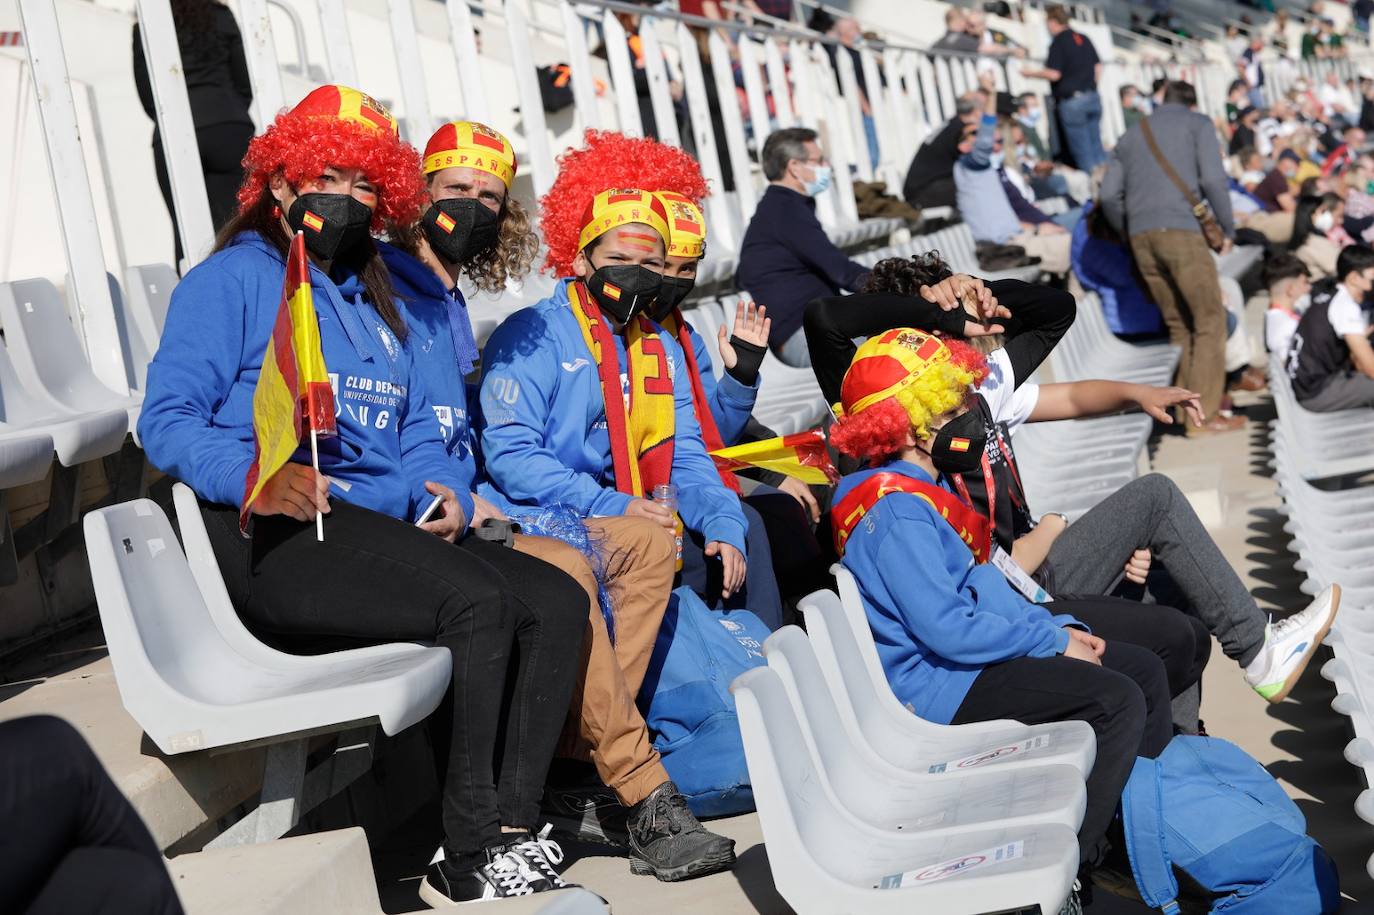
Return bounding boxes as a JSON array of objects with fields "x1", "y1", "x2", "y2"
[{"x1": 1244, "y1": 584, "x2": 1341, "y2": 704}]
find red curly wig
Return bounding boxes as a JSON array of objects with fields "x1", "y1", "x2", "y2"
[
  {"x1": 539, "y1": 130, "x2": 710, "y2": 276},
  {"x1": 237, "y1": 90, "x2": 427, "y2": 232},
  {"x1": 829, "y1": 338, "x2": 990, "y2": 466}
]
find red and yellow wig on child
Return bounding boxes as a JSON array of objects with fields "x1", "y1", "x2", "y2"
[
  {"x1": 830, "y1": 329, "x2": 989, "y2": 466},
  {"x1": 540, "y1": 130, "x2": 709, "y2": 275},
  {"x1": 237, "y1": 85, "x2": 427, "y2": 231}
]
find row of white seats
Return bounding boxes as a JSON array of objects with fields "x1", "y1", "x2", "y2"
[
  {"x1": 0, "y1": 270, "x2": 164, "y2": 489},
  {"x1": 1268, "y1": 366, "x2": 1374, "y2": 880},
  {"x1": 732, "y1": 565, "x2": 1095, "y2": 913}
]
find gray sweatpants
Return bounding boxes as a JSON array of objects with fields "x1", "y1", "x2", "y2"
[
  {"x1": 1045, "y1": 473, "x2": 1267, "y2": 668},
  {"x1": 1299, "y1": 370, "x2": 1374, "y2": 413}
]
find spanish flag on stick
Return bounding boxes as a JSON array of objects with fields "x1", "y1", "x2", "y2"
[
  {"x1": 709, "y1": 430, "x2": 838, "y2": 486},
  {"x1": 240, "y1": 232, "x2": 337, "y2": 539}
]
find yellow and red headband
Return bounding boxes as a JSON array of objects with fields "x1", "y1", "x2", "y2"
[
  {"x1": 837, "y1": 328, "x2": 953, "y2": 418},
  {"x1": 578, "y1": 189, "x2": 672, "y2": 253},
  {"x1": 653, "y1": 191, "x2": 706, "y2": 258},
  {"x1": 422, "y1": 120, "x2": 518, "y2": 187}
]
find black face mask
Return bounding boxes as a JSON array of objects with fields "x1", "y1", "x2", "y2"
[
  {"x1": 286, "y1": 193, "x2": 372, "y2": 261},
  {"x1": 585, "y1": 264, "x2": 663, "y2": 325},
  {"x1": 928, "y1": 410, "x2": 988, "y2": 475},
  {"x1": 421, "y1": 197, "x2": 501, "y2": 266},
  {"x1": 648, "y1": 275, "x2": 696, "y2": 323}
]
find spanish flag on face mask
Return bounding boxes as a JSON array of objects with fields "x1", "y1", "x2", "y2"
[{"x1": 240, "y1": 232, "x2": 337, "y2": 533}]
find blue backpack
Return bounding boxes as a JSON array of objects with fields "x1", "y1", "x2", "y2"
[
  {"x1": 636, "y1": 587, "x2": 770, "y2": 817},
  {"x1": 1121, "y1": 735, "x2": 1340, "y2": 913}
]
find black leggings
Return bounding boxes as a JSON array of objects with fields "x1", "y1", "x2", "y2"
[
  {"x1": 200, "y1": 498, "x2": 588, "y2": 869},
  {"x1": 0, "y1": 715, "x2": 183, "y2": 914},
  {"x1": 952, "y1": 597, "x2": 1203, "y2": 868},
  {"x1": 153, "y1": 121, "x2": 253, "y2": 267}
]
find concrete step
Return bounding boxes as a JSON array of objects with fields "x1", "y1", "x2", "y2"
[
  {"x1": 0, "y1": 654, "x2": 265, "y2": 851},
  {"x1": 171, "y1": 828, "x2": 383, "y2": 914}
]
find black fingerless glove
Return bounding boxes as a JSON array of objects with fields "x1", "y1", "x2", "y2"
[{"x1": 725, "y1": 335, "x2": 767, "y2": 387}]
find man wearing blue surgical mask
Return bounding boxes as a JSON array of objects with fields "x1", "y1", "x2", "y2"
[{"x1": 736, "y1": 127, "x2": 871, "y2": 367}]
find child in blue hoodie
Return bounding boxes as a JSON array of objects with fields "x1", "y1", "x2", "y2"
[
  {"x1": 136, "y1": 86, "x2": 588, "y2": 907},
  {"x1": 381, "y1": 122, "x2": 735, "y2": 882},
  {"x1": 828, "y1": 327, "x2": 1179, "y2": 873},
  {"x1": 479, "y1": 188, "x2": 767, "y2": 623}
]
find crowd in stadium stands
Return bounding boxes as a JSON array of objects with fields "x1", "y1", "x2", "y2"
[{"x1": 25, "y1": 0, "x2": 1370, "y2": 912}]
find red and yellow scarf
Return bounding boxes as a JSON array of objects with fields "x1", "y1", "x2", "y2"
[{"x1": 570, "y1": 281, "x2": 677, "y2": 497}]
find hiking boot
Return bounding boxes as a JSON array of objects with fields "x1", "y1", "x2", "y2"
[
  {"x1": 419, "y1": 847, "x2": 536, "y2": 907},
  {"x1": 626, "y1": 780, "x2": 736, "y2": 881},
  {"x1": 1245, "y1": 584, "x2": 1341, "y2": 703},
  {"x1": 542, "y1": 783, "x2": 631, "y2": 846}
]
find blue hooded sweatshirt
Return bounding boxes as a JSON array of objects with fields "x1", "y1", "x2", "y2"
[
  {"x1": 478, "y1": 278, "x2": 748, "y2": 554},
  {"x1": 837, "y1": 459, "x2": 1080, "y2": 724},
  {"x1": 377, "y1": 241, "x2": 480, "y2": 486},
  {"x1": 676, "y1": 321, "x2": 759, "y2": 446},
  {"x1": 139, "y1": 232, "x2": 471, "y2": 524}
]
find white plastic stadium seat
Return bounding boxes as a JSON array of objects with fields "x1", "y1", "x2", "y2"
[
  {"x1": 0, "y1": 278, "x2": 143, "y2": 433},
  {"x1": 105, "y1": 274, "x2": 156, "y2": 393},
  {"x1": 0, "y1": 338, "x2": 129, "y2": 466},
  {"x1": 763, "y1": 626, "x2": 1087, "y2": 835},
  {"x1": 801, "y1": 583, "x2": 1096, "y2": 779},
  {"x1": 0, "y1": 427, "x2": 54, "y2": 489},
  {"x1": 732, "y1": 665, "x2": 1080, "y2": 915},
  {"x1": 123, "y1": 262, "x2": 178, "y2": 341},
  {"x1": 85, "y1": 488, "x2": 451, "y2": 756}
]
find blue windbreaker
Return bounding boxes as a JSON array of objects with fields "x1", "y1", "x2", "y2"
[
  {"x1": 678, "y1": 322, "x2": 759, "y2": 446},
  {"x1": 837, "y1": 459, "x2": 1079, "y2": 724},
  {"x1": 138, "y1": 232, "x2": 471, "y2": 524},
  {"x1": 478, "y1": 279, "x2": 748, "y2": 554},
  {"x1": 378, "y1": 241, "x2": 479, "y2": 490}
]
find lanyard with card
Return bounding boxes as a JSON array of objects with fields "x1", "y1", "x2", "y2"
[{"x1": 990, "y1": 544, "x2": 1053, "y2": 603}]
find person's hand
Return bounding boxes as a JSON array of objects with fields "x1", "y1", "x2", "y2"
[
  {"x1": 1124, "y1": 548, "x2": 1152, "y2": 585},
  {"x1": 716, "y1": 300, "x2": 770, "y2": 371},
  {"x1": 669, "y1": 79, "x2": 685, "y2": 101},
  {"x1": 469, "y1": 492, "x2": 508, "y2": 529},
  {"x1": 1037, "y1": 221, "x2": 1067, "y2": 235},
  {"x1": 978, "y1": 68, "x2": 997, "y2": 93},
  {"x1": 1063, "y1": 629, "x2": 1104, "y2": 664},
  {"x1": 626, "y1": 497, "x2": 677, "y2": 530},
  {"x1": 1220, "y1": 237, "x2": 1235, "y2": 254},
  {"x1": 1136, "y1": 385, "x2": 1205, "y2": 426},
  {"x1": 1067, "y1": 627, "x2": 1107, "y2": 658},
  {"x1": 252, "y1": 462, "x2": 330, "y2": 522},
  {"x1": 706, "y1": 540, "x2": 747, "y2": 596},
  {"x1": 1033, "y1": 160, "x2": 1055, "y2": 176},
  {"x1": 419, "y1": 481, "x2": 466, "y2": 542},
  {"x1": 1013, "y1": 46, "x2": 1027, "y2": 59},
  {"x1": 779, "y1": 475, "x2": 821, "y2": 523}
]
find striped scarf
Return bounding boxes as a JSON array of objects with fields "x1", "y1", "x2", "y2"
[{"x1": 570, "y1": 281, "x2": 676, "y2": 497}]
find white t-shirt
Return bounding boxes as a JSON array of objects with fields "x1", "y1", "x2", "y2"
[
  {"x1": 976, "y1": 347, "x2": 1040, "y2": 432},
  {"x1": 1328, "y1": 285, "x2": 1370, "y2": 338},
  {"x1": 1265, "y1": 305, "x2": 1301, "y2": 357}
]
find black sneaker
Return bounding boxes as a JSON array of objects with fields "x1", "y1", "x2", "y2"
[
  {"x1": 504, "y1": 825, "x2": 574, "y2": 892},
  {"x1": 418, "y1": 847, "x2": 535, "y2": 907},
  {"x1": 543, "y1": 783, "x2": 631, "y2": 846},
  {"x1": 626, "y1": 780, "x2": 736, "y2": 882}
]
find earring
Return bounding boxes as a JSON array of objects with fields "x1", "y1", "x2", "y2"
[{"x1": 272, "y1": 204, "x2": 281, "y2": 218}]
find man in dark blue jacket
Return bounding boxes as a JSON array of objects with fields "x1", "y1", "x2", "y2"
[{"x1": 735, "y1": 127, "x2": 869, "y2": 367}]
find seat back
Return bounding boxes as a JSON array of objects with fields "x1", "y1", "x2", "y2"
[
  {"x1": 124, "y1": 263, "x2": 178, "y2": 339},
  {"x1": 0, "y1": 278, "x2": 124, "y2": 405},
  {"x1": 106, "y1": 274, "x2": 154, "y2": 393},
  {"x1": 730, "y1": 666, "x2": 876, "y2": 888},
  {"x1": 85, "y1": 500, "x2": 276, "y2": 752},
  {"x1": 172, "y1": 482, "x2": 312, "y2": 665},
  {"x1": 763, "y1": 627, "x2": 891, "y2": 804},
  {"x1": 0, "y1": 339, "x2": 59, "y2": 426}
]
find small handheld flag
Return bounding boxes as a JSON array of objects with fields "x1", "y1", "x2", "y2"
[
  {"x1": 709, "y1": 430, "x2": 839, "y2": 486},
  {"x1": 240, "y1": 232, "x2": 338, "y2": 538}
]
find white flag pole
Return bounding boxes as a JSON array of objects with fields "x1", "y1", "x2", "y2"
[{"x1": 311, "y1": 429, "x2": 325, "y2": 542}]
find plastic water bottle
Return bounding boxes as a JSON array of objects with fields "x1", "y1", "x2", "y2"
[{"x1": 652, "y1": 483, "x2": 684, "y2": 570}]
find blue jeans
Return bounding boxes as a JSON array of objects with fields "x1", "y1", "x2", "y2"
[
  {"x1": 1057, "y1": 90, "x2": 1105, "y2": 172},
  {"x1": 1051, "y1": 206, "x2": 1084, "y2": 231}
]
